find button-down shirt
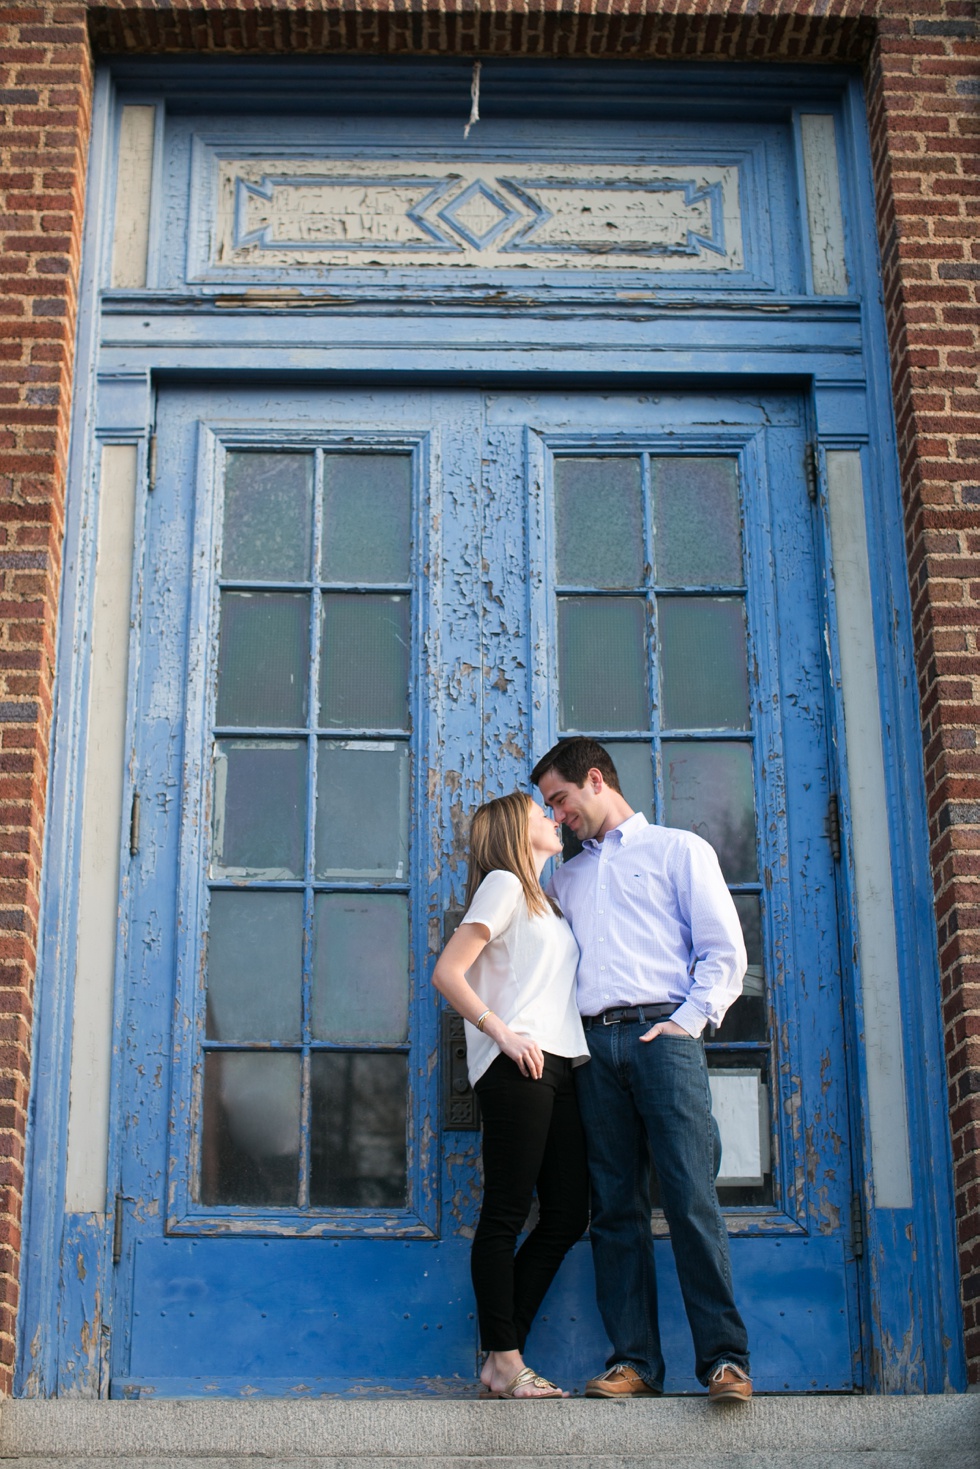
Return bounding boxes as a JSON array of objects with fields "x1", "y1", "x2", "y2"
[{"x1": 547, "y1": 813, "x2": 747, "y2": 1038}]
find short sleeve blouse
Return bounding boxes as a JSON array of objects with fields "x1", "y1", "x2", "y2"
[{"x1": 461, "y1": 870, "x2": 589, "y2": 1086}]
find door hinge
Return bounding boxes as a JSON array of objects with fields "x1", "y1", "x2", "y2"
[
  {"x1": 850, "y1": 1191, "x2": 864, "y2": 1258},
  {"x1": 827, "y1": 792, "x2": 841, "y2": 861},
  {"x1": 147, "y1": 434, "x2": 158, "y2": 492},
  {"x1": 804, "y1": 443, "x2": 818, "y2": 502},
  {"x1": 112, "y1": 1192, "x2": 124, "y2": 1265},
  {"x1": 129, "y1": 790, "x2": 140, "y2": 856}
]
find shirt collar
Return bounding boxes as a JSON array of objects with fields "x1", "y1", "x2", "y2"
[{"x1": 583, "y1": 810, "x2": 648, "y2": 851}]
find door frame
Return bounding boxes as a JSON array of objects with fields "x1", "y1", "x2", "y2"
[
  {"x1": 108, "y1": 384, "x2": 863, "y2": 1397},
  {"x1": 16, "y1": 58, "x2": 965, "y2": 1397}
]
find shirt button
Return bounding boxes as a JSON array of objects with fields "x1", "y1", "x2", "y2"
[{"x1": 598, "y1": 937, "x2": 604, "y2": 943}]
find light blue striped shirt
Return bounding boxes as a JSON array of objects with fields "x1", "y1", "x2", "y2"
[{"x1": 547, "y1": 812, "x2": 747, "y2": 1037}]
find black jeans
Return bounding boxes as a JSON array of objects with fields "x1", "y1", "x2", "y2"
[{"x1": 471, "y1": 1051, "x2": 590, "y2": 1353}]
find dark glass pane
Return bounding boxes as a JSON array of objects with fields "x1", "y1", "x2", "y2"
[
  {"x1": 734, "y1": 892, "x2": 763, "y2": 970},
  {"x1": 607, "y1": 742, "x2": 655, "y2": 820},
  {"x1": 663, "y1": 741, "x2": 757, "y2": 882},
  {"x1": 206, "y1": 890, "x2": 302, "y2": 1042},
  {"x1": 558, "y1": 597, "x2": 647, "y2": 732},
  {"x1": 708, "y1": 1053, "x2": 773, "y2": 1205},
  {"x1": 658, "y1": 597, "x2": 750, "y2": 731},
  {"x1": 322, "y1": 455, "x2": 412, "y2": 584},
  {"x1": 216, "y1": 592, "x2": 308, "y2": 728},
  {"x1": 653, "y1": 457, "x2": 742, "y2": 587},
  {"x1": 554, "y1": 458, "x2": 643, "y2": 588},
  {"x1": 222, "y1": 453, "x2": 313, "y2": 583},
  {"x1": 313, "y1": 893, "x2": 410, "y2": 1044},
  {"x1": 560, "y1": 740, "x2": 655, "y2": 862},
  {"x1": 201, "y1": 1051, "x2": 300, "y2": 1207},
  {"x1": 316, "y1": 741, "x2": 409, "y2": 881},
  {"x1": 714, "y1": 895, "x2": 767, "y2": 1043},
  {"x1": 211, "y1": 740, "x2": 305, "y2": 879},
  {"x1": 310, "y1": 1053, "x2": 408, "y2": 1207},
  {"x1": 320, "y1": 594, "x2": 410, "y2": 731}
]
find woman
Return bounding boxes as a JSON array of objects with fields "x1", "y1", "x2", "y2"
[{"x1": 432, "y1": 792, "x2": 590, "y2": 1399}]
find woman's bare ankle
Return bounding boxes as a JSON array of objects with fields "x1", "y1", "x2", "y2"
[{"x1": 481, "y1": 1348, "x2": 524, "y2": 1389}]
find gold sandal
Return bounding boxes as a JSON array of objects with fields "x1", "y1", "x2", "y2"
[{"x1": 483, "y1": 1366, "x2": 564, "y2": 1399}]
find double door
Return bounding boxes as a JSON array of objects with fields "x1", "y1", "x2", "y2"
[{"x1": 110, "y1": 384, "x2": 860, "y2": 1395}]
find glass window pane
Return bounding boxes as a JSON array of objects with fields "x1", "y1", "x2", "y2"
[
  {"x1": 734, "y1": 892, "x2": 763, "y2": 971},
  {"x1": 201, "y1": 1051, "x2": 300, "y2": 1207},
  {"x1": 663, "y1": 741, "x2": 757, "y2": 882},
  {"x1": 322, "y1": 454, "x2": 412, "y2": 584},
  {"x1": 658, "y1": 597, "x2": 750, "y2": 731},
  {"x1": 312, "y1": 893, "x2": 409, "y2": 1044},
  {"x1": 554, "y1": 458, "x2": 643, "y2": 588},
  {"x1": 560, "y1": 740, "x2": 654, "y2": 863},
  {"x1": 715, "y1": 894, "x2": 767, "y2": 1043},
  {"x1": 216, "y1": 592, "x2": 308, "y2": 729},
  {"x1": 206, "y1": 890, "x2": 303, "y2": 1043},
  {"x1": 310, "y1": 1052, "x2": 408, "y2": 1207},
  {"x1": 316, "y1": 741, "x2": 409, "y2": 881},
  {"x1": 606, "y1": 742, "x2": 655, "y2": 821},
  {"x1": 320, "y1": 594, "x2": 410, "y2": 731},
  {"x1": 653, "y1": 457, "x2": 742, "y2": 587},
  {"x1": 211, "y1": 740, "x2": 306, "y2": 879},
  {"x1": 558, "y1": 596, "x2": 648, "y2": 732},
  {"x1": 222, "y1": 452, "x2": 313, "y2": 583},
  {"x1": 708, "y1": 1064, "x2": 770, "y2": 1188}
]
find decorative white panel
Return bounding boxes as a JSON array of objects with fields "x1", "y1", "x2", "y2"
[
  {"x1": 213, "y1": 159, "x2": 743, "y2": 272},
  {"x1": 825, "y1": 449, "x2": 912, "y2": 1209},
  {"x1": 111, "y1": 106, "x2": 156, "y2": 289},
  {"x1": 65, "y1": 445, "x2": 138, "y2": 1213}
]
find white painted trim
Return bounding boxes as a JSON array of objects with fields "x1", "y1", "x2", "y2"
[
  {"x1": 826, "y1": 449, "x2": 912, "y2": 1209},
  {"x1": 64, "y1": 446, "x2": 138, "y2": 1214},
  {"x1": 110, "y1": 106, "x2": 156, "y2": 289},
  {"x1": 800, "y1": 115, "x2": 849, "y2": 297}
]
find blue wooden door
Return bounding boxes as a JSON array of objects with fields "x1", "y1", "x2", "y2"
[{"x1": 110, "y1": 383, "x2": 859, "y2": 1396}]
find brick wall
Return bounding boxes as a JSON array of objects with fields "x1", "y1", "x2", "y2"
[
  {"x1": 0, "y1": 0, "x2": 978, "y2": 1392},
  {"x1": 0, "y1": 0, "x2": 92, "y2": 1392},
  {"x1": 863, "y1": 6, "x2": 980, "y2": 1378}
]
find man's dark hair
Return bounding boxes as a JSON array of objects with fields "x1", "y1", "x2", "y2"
[{"x1": 531, "y1": 738, "x2": 623, "y2": 794}]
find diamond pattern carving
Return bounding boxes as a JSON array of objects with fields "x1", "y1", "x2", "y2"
[{"x1": 216, "y1": 160, "x2": 743, "y2": 272}]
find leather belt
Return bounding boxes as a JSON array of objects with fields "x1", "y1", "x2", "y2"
[{"x1": 582, "y1": 1003, "x2": 677, "y2": 1029}]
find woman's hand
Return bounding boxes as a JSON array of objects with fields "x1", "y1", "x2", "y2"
[{"x1": 485, "y1": 1017, "x2": 545, "y2": 1080}]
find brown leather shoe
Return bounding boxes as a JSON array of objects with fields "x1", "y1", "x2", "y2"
[
  {"x1": 585, "y1": 1365, "x2": 659, "y2": 1398},
  {"x1": 707, "y1": 1363, "x2": 753, "y2": 1403}
]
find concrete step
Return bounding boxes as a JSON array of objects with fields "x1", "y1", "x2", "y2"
[{"x1": 0, "y1": 1397, "x2": 978, "y2": 1469}]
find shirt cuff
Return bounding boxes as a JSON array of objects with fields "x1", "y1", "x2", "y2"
[{"x1": 669, "y1": 1000, "x2": 707, "y2": 1038}]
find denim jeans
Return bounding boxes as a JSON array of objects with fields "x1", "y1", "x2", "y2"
[{"x1": 575, "y1": 1022, "x2": 749, "y2": 1388}]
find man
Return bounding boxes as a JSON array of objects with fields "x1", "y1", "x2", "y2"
[{"x1": 532, "y1": 737, "x2": 752, "y2": 1404}]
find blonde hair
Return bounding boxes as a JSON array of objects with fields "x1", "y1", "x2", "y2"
[{"x1": 464, "y1": 792, "x2": 555, "y2": 919}]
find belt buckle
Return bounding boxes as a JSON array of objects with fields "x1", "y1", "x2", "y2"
[{"x1": 602, "y1": 1010, "x2": 620, "y2": 1025}]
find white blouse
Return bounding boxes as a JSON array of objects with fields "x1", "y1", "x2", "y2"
[{"x1": 460, "y1": 869, "x2": 589, "y2": 1086}]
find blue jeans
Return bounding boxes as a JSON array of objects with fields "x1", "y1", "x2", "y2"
[{"x1": 575, "y1": 1022, "x2": 749, "y2": 1389}]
